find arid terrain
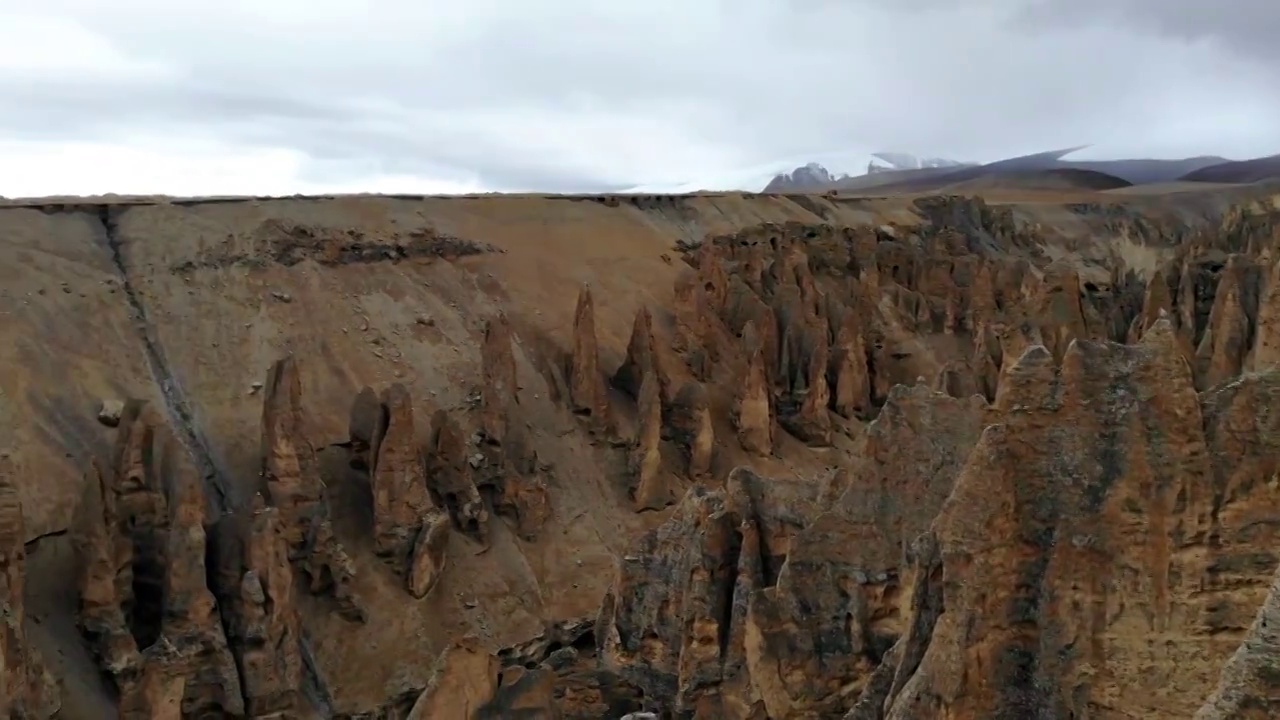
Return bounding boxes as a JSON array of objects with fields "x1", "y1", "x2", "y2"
[{"x1": 2, "y1": 180, "x2": 1280, "y2": 719}]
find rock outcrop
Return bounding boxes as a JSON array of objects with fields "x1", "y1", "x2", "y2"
[
  {"x1": 630, "y1": 364, "x2": 676, "y2": 511},
  {"x1": 474, "y1": 314, "x2": 552, "y2": 539},
  {"x1": 480, "y1": 314, "x2": 519, "y2": 445},
  {"x1": 569, "y1": 284, "x2": 611, "y2": 429},
  {"x1": 0, "y1": 456, "x2": 59, "y2": 718},
  {"x1": 260, "y1": 357, "x2": 364, "y2": 621},
  {"x1": 875, "y1": 329, "x2": 1280, "y2": 719},
  {"x1": 613, "y1": 305, "x2": 673, "y2": 404},
  {"x1": 425, "y1": 409, "x2": 490, "y2": 543},
  {"x1": 1196, "y1": 563, "x2": 1280, "y2": 719},
  {"x1": 362, "y1": 383, "x2": 451, "y2": 598},
  {"x1": 210, "y1": 505, "x2": 304, "y2": 718},
  {"x1": 598, "y1": 383, "x2": 988, "y2": 718},
  {"x1": 597, "y1": 468, "x2": 818, "y2": 718},
  {"x1": 73, "y1": 401, "x2": 244, "y2": 718}
]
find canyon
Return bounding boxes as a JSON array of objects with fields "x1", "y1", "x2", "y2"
[{"x1": 0, "y1": 185, "x2": 1279, "y2": 718}]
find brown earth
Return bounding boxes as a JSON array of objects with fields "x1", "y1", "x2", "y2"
[{"x1": 0, "y1": 184, "x2": 1279, "y2": 718}]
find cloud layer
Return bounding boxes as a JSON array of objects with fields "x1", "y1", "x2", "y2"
[{"x1": 1, "y1": 0, "x2": 1277, "y2": 196}]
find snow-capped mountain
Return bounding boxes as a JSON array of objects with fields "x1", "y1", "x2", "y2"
[
  {"x1": 868, "y1": 152, "x2": 967, "y2": 173},
  {"x1": 621, "y1": 151, "x2": 968, "y2": 194},
  {"x1": 766, "y1": 162, "x2": 853, "y2": 191},
  {"x1": 763, "y1": 153, "x2": 970, "y2": 192}
]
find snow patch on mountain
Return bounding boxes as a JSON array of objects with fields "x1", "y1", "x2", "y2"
[{"x1": 870, "y1": 152, "x2": 967, "y2": 172}]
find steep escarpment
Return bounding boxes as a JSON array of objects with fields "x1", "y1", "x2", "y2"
[{"x1": 0, "y1": 188, "x2": 1278, "y2": 717}]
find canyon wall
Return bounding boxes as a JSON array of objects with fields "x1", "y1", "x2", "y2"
[{"x1": 0, "y1": 187, "x2": 1278, "y2": 717}]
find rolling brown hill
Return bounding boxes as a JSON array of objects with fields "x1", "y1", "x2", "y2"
[
  {"x1": 1181, "y1": 154, "x2": 1280, "y2": 184},
  {"x1": 938, "y1": 167, "x2": 1133, "y2": 193},
  {"x1": 1, "y1": 184, "x2": 1280, "y2": 718}
]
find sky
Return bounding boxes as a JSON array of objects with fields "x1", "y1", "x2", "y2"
[{"x1": 0, "y1": 0, "x2": 1278, "y2": 197}]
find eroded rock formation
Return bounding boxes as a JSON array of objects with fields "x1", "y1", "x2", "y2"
[
  {"x1": 0, "y1": 457, "x2": 59, "y2": 718},
  {"x1": 73, "y1": 401, "x2": 244, "y2": 718},
  {"x1": 874, "y1": 331, "x2": 1280, "y2": 719},
  {"x1": 9, "y1": 192, "x2": 1280, "y2": 718},
  {"x1": 211, "y1": 505, "x2": 304, "y2": 717},
  {"x1": 569, "y1": 284, "x2": 611, "y2": 430},
  {"x1": 361, "y1": 383, "x2": 452, "y2": 598},
  {"x1": 261, "y1": 357, "x2": 364, "y2": 621}
]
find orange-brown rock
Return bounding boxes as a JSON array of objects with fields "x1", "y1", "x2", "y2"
[
  {"x1": 426, "y1": 409, "x2": 489, "y2": 542},
  {"x1": 971, "y1": 321, "x2": 1004, "y2": 401},
  {"x1": 1195, "y1": 565, "x2": 1280, "y2": 719},
  {"x1": 492, "y1": 437, "x2": 553, "y2": 540},
  {"x1": 598, "y1": 483, "x2": 759, "y2": 717},
  {"x1": 480, "y1": 313, "x2": 519, "y2": 445},
  {"x1": 568, "y1": 284, "x2": 610, "y2": 427},
  {"x1": 260, "y1": 357, "x2": 325, "y2": 549},
  {"x1": 363, "y1": 383, "x2": 453, "y2": 597},
  {"x1": 10, "y1": 189, "x2": 1280, "y2": 719},
  {"x1": 72, "y1": 401, "x2": 244, "y2": 718},
  {"x1": 366, "y1": 384, "x2": 433, "y2": 558},
  {"x1": 260, "y1": 358, "x2": 363, "y2": 620},
  {"x1": 404, "y1": 639, "x2": 566, "y2": 719},
  {"x1": 723, "y1": 277, "x2": 779, "y2": 388},
  {"x1": 673, "y1": 267, "x2": 739, "y2": 384},
  {"x1": 604, "y1": 384, "x2": 987, "y2": 718},
  {"x1": 734, "y1": 324, "x2": 774, "y2": 456},
  {"x1": 1195, "y1": 254, "x2": 1261, "y2": 389},
  {"x1": 598, "y1": 468, "x2": 818, "y2": 718},
  {"x1": 830, "y1": 309, "x2": 872, "y2": 418},
  {"x1": 779, "y1": 323, "x2": 833, "y2": 446},
  {"x1": 1128, "y1": 265, "x2": 1175, "y2": 343},
  {"x1": 1033, "y1": 261, "x2": 1093, "y2": 361},
  {"x1": 472, "y1": 320, "x2": 554, "y2": 539},
  {"x1": 1251, "y1": 257, "x2": 1280, "y2": 370},
  {"x1": 744, "y1": 385, "x2": 987, "y2": 718},
  {"x1": 406, "y1": 640, "x2": 501, "y2": 719},
  {"x1": 0, "y1": 457, "x2": 59, "y2": 718},
  {"x1": 613, "y1": 305, "x2": 673, "y2": 404},
  {"x1": 630, "y1": 367, "x2": 676, "y2": 511},
  {"x1": 1194, "y1": 367, "x2": 1280, "y2": 719},
  {"x1": 667, "y1": 381, "x2": 714, "y2": 479},
  {"x1": 210, "y1": 506, "x2": 305, "y2": 718},
  {"x1": 878, "y1": 326, "x2": 1280, "y2": 719}
]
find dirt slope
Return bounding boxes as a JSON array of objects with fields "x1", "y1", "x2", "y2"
[{"x1": 1, "y1": 186, "x2": 1279, "y2": 718}]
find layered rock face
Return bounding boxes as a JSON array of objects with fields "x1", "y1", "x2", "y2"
[
  {"x1": 0, "y1": 457, "x2": 59, "y2": 717},
  {"x1": 73, "y1": 401, "x2": 244, "y2": 718},
  {"x1": 3, "y1": 190, "x2": 1280, "y2": 718}
]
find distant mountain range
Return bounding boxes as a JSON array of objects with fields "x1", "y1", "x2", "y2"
[
  {"x1": 760, "y1": 147, "x2": 1280, "y2": 195},
  {"x1": 621, "y1": 148, "x2": 1279, "y2": 195},
  {"x1": 764, "y1": 153, "x2": 973, "y2": 192}
]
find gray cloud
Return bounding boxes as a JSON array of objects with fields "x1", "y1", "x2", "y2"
[
  {"x1": 1016, "y1": 0, "x2": 1280, "y2": 66},
  {"x1": 1, "y1": 0, "x2": 1278, "y2": 194}
]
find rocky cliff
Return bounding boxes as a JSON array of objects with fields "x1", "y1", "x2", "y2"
[{"x1": 0, "y1": 186, "x2": 1278, "y2": 718}]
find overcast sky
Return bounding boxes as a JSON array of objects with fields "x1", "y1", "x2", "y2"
[{"x1": 1, "y1": 0, "x2": 1278, "y2": 197}]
